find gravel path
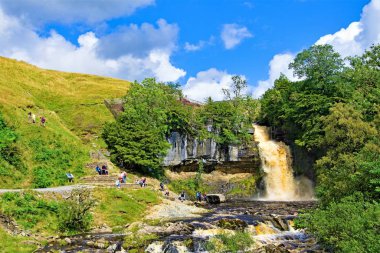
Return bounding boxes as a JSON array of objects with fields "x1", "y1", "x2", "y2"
[{"x1": 0, "y1": 184, "x2": 94, "y2": 194}]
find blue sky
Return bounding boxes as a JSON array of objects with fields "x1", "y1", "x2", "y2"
[{"x1": 0, "y1": 0, "x2": 378, "y2": 101}]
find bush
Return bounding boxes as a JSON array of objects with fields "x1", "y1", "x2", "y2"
[
  {"x1": 58, "y1": 188, "x2": 95, "y2": 233},
  {"x1": 296, "y1": 194, "x2": 380, "y2": 253}
]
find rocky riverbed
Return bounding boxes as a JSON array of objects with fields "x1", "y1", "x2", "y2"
[{"x1": 37, "y1": 199, "x2": 322, "y2": 253}]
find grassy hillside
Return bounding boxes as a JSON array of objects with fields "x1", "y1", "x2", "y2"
[{"x1": 0, "y1": 57, "x2": 129, "y2": 188}]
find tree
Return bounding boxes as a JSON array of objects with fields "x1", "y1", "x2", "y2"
[
  {"x1": 102, "y1": 78, "x2": 190, "y2": 173},
  {"x1": 290, "y1": 44, "x2": 344, "y2": 82}
]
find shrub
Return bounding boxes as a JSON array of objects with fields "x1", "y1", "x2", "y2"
[
  {"x1": 296, "y1": 194, "x2": 380, "y2": 253},
  {"x1": 58, "y1": 188, "x2": 95, "y2": 233}
]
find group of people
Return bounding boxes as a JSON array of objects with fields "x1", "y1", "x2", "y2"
[
  {"x1": 196, "y1": 191, "x2": 207, "y2": 202},
  {"x1": 95, "y1": 165, "x2": 109, "y2": 175},
  {"x1": 28, "y1": 112, "x2": 46, "y2": 126}
]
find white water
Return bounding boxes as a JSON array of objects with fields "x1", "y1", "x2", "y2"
[{"x1": 253, "y1": 124, "x2": 314, "y2": 201}]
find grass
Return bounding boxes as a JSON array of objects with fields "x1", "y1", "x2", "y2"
[
  {"x1": 226, "y1": 176, "x2": 257, "y2": 197},
  {"x1": 168, "y1": 178, "x2": 213, "y2": 200},
  {"x1": 0, "y1": 57, "x2": 129, "y2": 188},
  {"x1": 0, "y1": 228, "x2": 37, "y2": 253},
  {"x1": 205, "y1": 231, "x2": 254, "y2": 253},
  {"x1": 93, "y1": 188, "x2": 161, "y2": 229},
  {"x1": 0, "y1": 191, "x2": 60, "y2": 235}
]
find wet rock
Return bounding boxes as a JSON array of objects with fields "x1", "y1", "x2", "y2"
[
  {"x1": 139, "y1": 222, "x2": 194, "y2": 236},
  {"x1": 216, "y1": 218, "x2": 248, "y2": 230}
]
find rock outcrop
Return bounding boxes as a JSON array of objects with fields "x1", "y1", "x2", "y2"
[{"x1": 164, "y1": 132, "x2": 261, "y2": 173}]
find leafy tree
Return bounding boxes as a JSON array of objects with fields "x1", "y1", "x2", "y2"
[
  {"x1": 103, "y1": 78, "x2": 191, "y2": 173},
  {"x1": 297, "y1": 194, "x2": 380, "y2": 253},
  {"x1": 58, "y1": 188, "x2": 95, "y2": 232}
]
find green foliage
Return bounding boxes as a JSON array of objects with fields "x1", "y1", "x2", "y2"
[
  {"x1": 289, "y1": 44, "x2": 344, "y2": 83},
  {"x1": 168, "y1": 177, "x2": 212, "y2": 200},
  {"x1": 94, "y1": 188, "x2": 160, "y2": 228},
  {"x1": 0, "y1": 192, "x2": 59, "y2": 232},
  {"x1": 0, "y1": 228, "x2": 37, "y2": 253},
  {"x1": 103, "y1": 78, "x2": 189, "y2": 173},
  {"x1": 0, "y1": 112, "x2": 25, "y2": 181},
  {"x1": 297, "y1": 194, "x2": 380, "y2": 253},
  {"x1": 58, "y1": 188, "x2": 95, "y2": 233},
  {"x1": 205, "y1": 231, "x2": 254, "y2": 253},
  {"x1": 260, "y1": 44, "x2": 380, "y2": 251},
  {"x1": 28, "y1": 137, "x2": 86, "y2": 188}
]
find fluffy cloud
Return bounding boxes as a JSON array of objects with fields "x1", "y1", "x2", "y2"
[
  {"x1": 221, "y1": 24, "x2": 252, "y2": 49},
  {"x1": 252, "y1": 53, "x2": 296, "y2": 98},
  {"x1": 316, "y1": 0, "x2": 380, "y2": 56},
  {"x1": 0, "y1": 0, "x2": 154, "y2": 25},
  {"x1": 182, "y1": 68, "x2": 234, "y2": 102},
  {"x1": 254, "y1": 0, "x2": 380, "y2": 98},
  {"x1": 97, "y1": 19, "x2": 178, "y2": 58},
  {"x1": 0, "y1": 7, "x2": 185, "y2": 82}
]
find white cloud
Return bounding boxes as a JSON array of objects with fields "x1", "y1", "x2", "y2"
[
  {"x1": 97, "y1": 19, "x2": 178, "y2": 58},
  {"x1": 184, "y1": 41, "x2": 205, "y2": 52},
  {"x1": 182, "y1": 68, "x2": 234, "y2": 102},
  {"x1": 252, "y1": 53, "x2": 296, "y2": 98},
  {"x1": 0, "y1": 8, "x2": 185, "y2": 82},
  {"x1": 254, "y1": 0, "x2": 380, "y2": 97},
  {"x1": 0, "y1": 0, "x2": 154, "y2": 25},
  {"x1": 316, "y1": 0, "x2": 380, "y2": 57},
  {"x1": 184, "y1": 37, "x2": 215, "y2": 52},
  {"x1": 221, "y1": 24, "x2": 252, "y2": 49}
]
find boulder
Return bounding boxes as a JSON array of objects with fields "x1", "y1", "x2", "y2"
[{"x1": 206, "y1": 194, "x2": 226, "y2": 204}]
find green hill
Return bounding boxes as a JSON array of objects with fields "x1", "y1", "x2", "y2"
[{"x1": 0, "y1": 57, "x2": 129, "y2": 188}]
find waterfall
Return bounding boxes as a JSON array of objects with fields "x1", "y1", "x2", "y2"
[{"x1": 253, "y1": 124, "x2": 314, "y2": 201}]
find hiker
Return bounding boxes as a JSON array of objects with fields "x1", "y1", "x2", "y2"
[
  {"x1": 119, "y1": 171, "x2": 127, "y2": 183},
  {"x1": 202, "y1": 193, "x2": 207, "y2": 202},
  {"x1": 160, "y1": 182, "x2": 164, "y2": 191},
  {"x1": 66, "y1": 172, "x2": 74, "y2": 183},
  {"x1": 141, "y1": 177, "x2": 147, "y2": 187},
  {"x1": 95, "y1": 165, "x2": 101, "y2": 175},
  {"x1": 28, "y1": 112, "x2": 36, "y2": 123},
  {"x1": 115, "y1": 179, "x2": 121, "y2": 188},
  {"x1": 40, "y1": 116, "x2": 46, "y2": 127},
  {"x1": 179, "y1": 191, "x2": 186, "y2": 202},
  {"x1": 196, "y1": 191, "x2": 202, "y2": 202},
  {"x1": 101, "y1": 165, "x2": 108, "y2": 175},
  {"x1": 165, "y1": 189, "x2": 170, "y2": 198}
]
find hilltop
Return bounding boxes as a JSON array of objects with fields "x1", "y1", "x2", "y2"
[{"x1": 0, "y1": 57, "x2": 129, "y2": 188}]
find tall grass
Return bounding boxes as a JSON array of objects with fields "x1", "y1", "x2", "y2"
[{"x1": 0, "y1": 57, "x2": 129, "y2": 187}]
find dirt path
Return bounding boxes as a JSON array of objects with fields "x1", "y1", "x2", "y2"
[{"x1": 0, "y1": 184, "x2": 94, "y2": 194}]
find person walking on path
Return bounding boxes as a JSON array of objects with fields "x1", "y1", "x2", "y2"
[{"x1": 40, "y1": 116, "x2": 46, "y2": 127}]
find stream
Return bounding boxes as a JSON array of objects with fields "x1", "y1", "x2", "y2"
[{"x1": 38, "y1": 200, "x2": 322, "y2": 253}]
